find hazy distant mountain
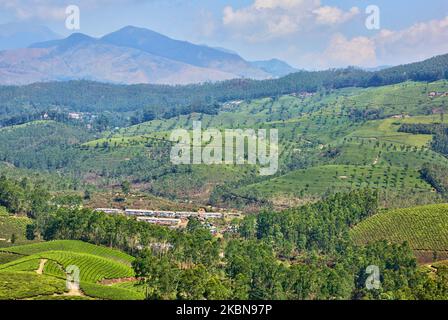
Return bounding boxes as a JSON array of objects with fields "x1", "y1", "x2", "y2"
[
  {"x1": 0, "y1": 26, "x2": 274, "y2": 85},
  {"x1": 101, "y1": 26, "x2": 270, "y2": 80},
  {"x1": 251, "y1": 59, "x2": 299, "y2": 77},
  {"x1": 0, "y1": 22, "x2": 60, "y2": 50},
  {"x1": 0, "y1": 33, "x2": 239, "y2": 85},
  {"x1": 210, "y1": 46, "x2": 239, "y2": 55}
]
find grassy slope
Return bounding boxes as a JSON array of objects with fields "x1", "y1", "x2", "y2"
[
  {"x1": 351, "y1": 204, "x2": 448, "y2": 252},
  {"x1": 0, "y1": 251, "x2": 134, "y2": 282},
  {"x1": 0, "y1": 271, "x2": 66, "y2": 300},
  {"x1": 241, "y1": 165, "x2": 432, "y2": 197},
  {"x1": 1, "y1": 81, "x2": 448, "y2": 208},
  {"x1": 0, "y1": 240, "x2": 134, "y2": 264},
  {"x1": 238, "y1": 113, "x2": 448, "y2": 201},
  {"x1": 76, "y1": 81, "x2": 448, "y2": 204},
  {"x1": 0, "y1": 240, "x2": 143, "y2": 300},
  {"x1": 0, "y1": 212, "x2": 35, "y2": 248}
]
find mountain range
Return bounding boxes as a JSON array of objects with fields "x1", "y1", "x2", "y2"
[
  {"x1": 0, "y1": 22, "x2": 61, "y2": 51},
  {"x1": 250, "y1": 59, "x2": 299, "y2": 77},
  {"x1": 0, "y1": 25, "x2": 298, "y2": 85}
]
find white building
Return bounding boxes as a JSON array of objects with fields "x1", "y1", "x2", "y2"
[
  {"x1": 95, "y1": 208, "x2": 123, "y2": 214},
  {"x1": 136, "y1": 217, "x2": 181, "y2": 226}
]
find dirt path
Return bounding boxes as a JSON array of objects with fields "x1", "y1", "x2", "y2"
[
  {"x1": 51, "y1": 287, "x2": 85, "y2": 298},
  {"x1": 99, "y1": 277, "x2": 139, "y2": 286},
  {"x1": 58, "y1": 279, "x2": 84, "y2": 297},
  {"x1": 36, "y1": 259, "x2": 47, "y2": 275},
  {"x1": 373, "y1": 155, "x2": 379, "y2": 165},
  {"x1": 427, "y1": 264, "x2": 438, "y2": 271},
  {"x1": 29, "y1": 259, "x2": 85, "y2": 298},
  {"x1": 65, "y1": 287, "x2": 83, "y2": 296}
]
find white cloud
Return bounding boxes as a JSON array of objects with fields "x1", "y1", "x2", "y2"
[
  {"x1": 220, "y1": 2, "x2": 448, "y2": 68},
  {"x1": 313, "y1": 6, "x2": 360, "y2": 25},
  {"x1": 307, "y1": 15, "x2": 448, "y2": 69},
  {"x1": 322, "y1": 34, "x2": 377, "y2": 68},
  {"x1": 374, "y1": 16, "x2": 448, "y2": 65},
  {"x1": 222, "y1": 0, "x2": 360, "y2": 42},
  {"x1": 254, "y1": 0, "x2": 307, "y2": 10}
]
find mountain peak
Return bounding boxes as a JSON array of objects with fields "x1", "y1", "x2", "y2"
[
  {"x1": 0, "y1": 25, "x2": 272, "y2": 85},
  {"x1": 30, "y1": 32, "x2": 96, "y2": 49},
  {"x1": 251, "y1": 59, "x2": 298, "y2": 77},
  {"x1": 66, "y1": 33, "x2": 94, "y2": 42},
  {"x1": 99, "y1": 26, "x2": 269, "y2": 76},
  {"x1": 101, "y1": 25, "x2": 172, "y2": 46},
  {"x1": 117, "y1": 25, "x2": 157, "y2": 34}
]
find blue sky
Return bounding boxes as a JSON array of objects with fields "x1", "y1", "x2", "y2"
[{"x1": 1, "y1": 0, "x2": 448, "y2": 69}]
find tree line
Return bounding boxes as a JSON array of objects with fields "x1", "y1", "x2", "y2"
[
  {"x1": 0, "y1": 53, "x2": 447, "y2": 128},
  {"x1": 399, "y1": 123, "x2": 448, "y2": 158}
]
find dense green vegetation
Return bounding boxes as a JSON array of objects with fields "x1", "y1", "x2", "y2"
[
  {"x1": 28, "y1": 208, "x2": 173, "y2": 255},
  {"x1": 1, "y1": 56, "x2": 448, "y2": 300},
  {"x1": 0, "y1": 175, "x2": 51, "y2": 216},
  {"x1": 421, "y1": 163, "x2": 448, "y2": 194},
  {"x1": 2, "y1": 189, "x2": 441, "y2": 300},
  {"x1": 0, "y1": 121, "x2": 94, "y2": 170},
  {"x1": 0, "y1": 209, "x2": 34, "y2": 247},
  {"x1": 351, "y1": 204, "x2": 448, "y2": 252},
  {"x1": 0, "y1": 53, "x2": 447, "y2": 129},
  {"x1": 130, "y1": 191, "x2": 448, "y2": 300},
  {"x1": 0, "y1": 79, "x2": 447, "y2": 210},
  {"x1": 240, "y1": 189, "x2": 378, "y2": 254},
  {"x1": 0, "y1": 188, "x2": 447, "y2": 300},
  {"x1": 80, "y1": 281, "x2": 145, "y2": 300}
]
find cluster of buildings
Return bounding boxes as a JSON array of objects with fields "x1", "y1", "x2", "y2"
[
  {"x1": 222, "y1": 100, "x2": 244, "y2": 110},
  {"x1": 428, "y1": 91, "x2": 448, "y2": 98},
  {"x1": 290, "y1": 92, "x2": 316, "y2": 99},
  {"x1": 94, "y1": 208, "x2": 225, "y2": 227},
  {"x1": 68, "y1": 112, "x2": 83, "y2": 120},
  {"x1": 135, "y1": 217, "x2": 182, "y2": 226},
  {"x1": 390, "y1": 114, "x2": 411, "y2": 119}
]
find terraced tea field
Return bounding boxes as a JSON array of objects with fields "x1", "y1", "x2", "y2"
[
  {"x1": 0, "y1": 271, "x2": 66, "y2": 300},
  {"x1": 1, "y1": 240, "x2": 134, "y2": 264},
  {"x1": 351, "y1": 204, "x2": 448, "y2": 252},
  {"x1": 0, "y1": 212, "x2": 34, "y2": 248},
  {"x1": 241, "y1": 165, "x2": 432, "y2": 197},
  {"x1": 0, "y1": 240, "x2": 143, "y2": 300},
  {"x1": 73, "y1": 81, "x2": 448, "y2": 208},
  {"x1": 0, "y1": 251, "x2": 134, "y2": 283}
]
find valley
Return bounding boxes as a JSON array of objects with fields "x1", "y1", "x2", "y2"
[
  {"x1": 2, "y1": 78, "x2": 447, "y2": 211},
  {"x1": 1, "y1": 52, "x2": 448, "y2": 301}
]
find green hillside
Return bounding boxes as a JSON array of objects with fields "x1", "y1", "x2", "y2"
[
  {"x1": 0, "y1": 53, "x2": 446, "y2": 125},
  {"x1": 0, "y1": 271, "x2": 67, "y2": 300},
  {"x1": 1, "y1": 52, "x2": 448, "y2": 301},
  {"x1": 0, "y1": 80, "x2": 447, "y2": 209},
  {"x1": 0, "y1": 210, "x2": 34, "y2": 248},
  {"x1": 351, "y1": 204, "x2": 448, "y2": 252},
  {"x1": 241, "y1": 165, "x2": 432, "y2": 197},
  {"x1": 0, "y1": 240, "x2": 143, "y2": 300},
  {"x1": 69, "y1": 80, "x2": 448, "y2": 208},
  {"x1": 0, "y1": 120, "x2": 93, "y2": 170},
  {"x1": 0, "y1": 251, "x2": 134, "y2": 282},
  {"x1": 0, "y1": 240, "x2": 134, "y2": 264}
]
